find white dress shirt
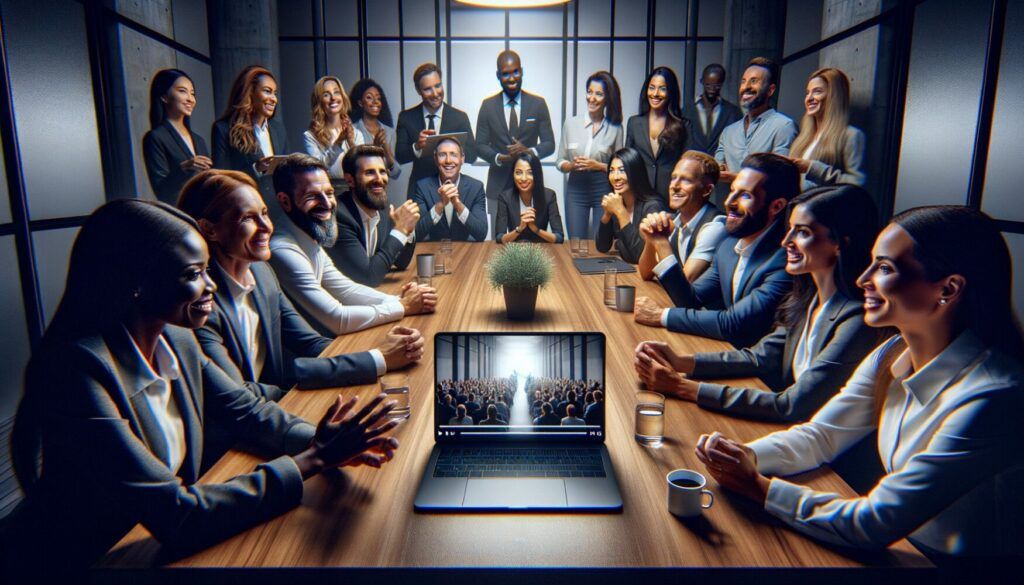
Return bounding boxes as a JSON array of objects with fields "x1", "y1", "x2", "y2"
[
  {"x1": 412, "y1": 102, "x2": 445, "y2": 159},
  {"x1": 791, "y1": 293, "x2": 835, "y2": 380},
  {"x1": 353, "y1": 200, "x2": 412, "y2": 255},
  {"x1": 749, "y1": 332, "x2": 1024, "y2": 555},
  {"x1": 124, "y1": 329, "x2": 187, "y2": 474},
  {"x1": 252, "y1": 120, "x2": 276, "y2": 177},
  {"x1": 731, "y1": 223, "x2": 774, "y2": 303},
  {"x1": 429, "y1": 175, "x2": 471, "y2": 227},
  {"x1": 652, "y1": 205, "x2": 728, "y2": 277},
  {"x1": 222, "y1": 268, "x2": 266, "y2": 379}
]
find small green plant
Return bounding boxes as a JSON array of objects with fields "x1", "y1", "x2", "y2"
[{"x1": 486, "y1": 242, "x2": 554, "y2": 290}]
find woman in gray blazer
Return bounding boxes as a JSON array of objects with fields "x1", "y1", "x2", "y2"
[
  {"x1": 788, "y1": 68, "x2": 866, "y2": 191},
  {"x1": 635, "y1": 186, "x2": 883, "y2": 422},
  {"x1": 2, "y1": 199, "x2": 403, "y2": 569}
]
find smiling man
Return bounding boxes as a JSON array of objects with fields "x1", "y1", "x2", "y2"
[
  {"x1": 633, "y1": 152, "x2": 797, "y2": 348},
  {"x1": 409, "y1": 136, "x2": 488, "y2": 241}
]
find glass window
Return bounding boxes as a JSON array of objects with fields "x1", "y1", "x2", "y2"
[
  {"x1": 32, "y1": 227, "x2": 80, "y2": 326},
  {"x1": 982, "y1": 0, "x2": 1024, "y2": 222},
  {"x1": 573, "y1": 42, "x2": 611, "y2": 119},
  {"x1": 697, "y1": 0, "x2": 724, "y2": 37},
  {"x1": 614, "y1": 0, "x2": 647, "y2": 37},
  {"x1": 325, "y1": 0, "x2": 360, "y2": 37},
  {"x1": 652, "y1": 42, "x2": 685, "y2": 91},
  {"x1": 325, "y1": 41, "x2": 363, "y2": 98},
  {"x1": 450, "y1": 40, "x2": 504, "y2": 131},
  {"x1": 0, "y1": 235, "x2": 30, "y2": 419},
  {"x1": 278, "y1": 0, "x2": 313, "y2": 36},
  {"x1": 450, "y1": 5, "x2": 505, "y2": 38},
  {"x1": 367, "y1": 41, "x2": 403, "y2": 125},
  {"x1": 403, "y1": 0, "x2": 437, "y2": 37},
  {"x1": 514, "y1": 41, "x2": 564, "y2": 156},
  {"x1": 509, "y1": 7, "x2": 565, "y2": 38},
  {"x1": 613, "y1": 41, "x2": 646, "y2": 120},
  {"x1": 279, "y1": 41, "x2": 316, "y2": 157},
  {"x1": 655, "y1": 0, "x2": 688, "y2": 37},
  {"x1": 402, "y1": 41, "x2": 439, "y2": 111},
  {"x1": 367, "y1": 0, "x2": 400, "y2": 37},
  {"x1": 577, "y1": 0, "x2": 612, "y2": 37}
]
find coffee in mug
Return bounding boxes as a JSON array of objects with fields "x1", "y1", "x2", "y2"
[{"x1": 666, "y1": 469, "x2": 714, "y2": 517}]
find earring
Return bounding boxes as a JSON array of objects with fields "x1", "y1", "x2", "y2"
[
  {"x1": 132, "y1": 289, "x2": 142, "y2": 300},
  {"x1": 939, "y1": 298, "x2": 948, "y2": 305}
]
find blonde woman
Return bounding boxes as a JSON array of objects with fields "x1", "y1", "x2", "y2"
[
  {"x1": 304, "y1": 75, "x2": 364, "y2": 179},
  {"x1": 788, "y1": 68, "x2": 866, "y2": 190},
  {"x1": 212, "y1": 65, "x2": 288, "y2": 180}
]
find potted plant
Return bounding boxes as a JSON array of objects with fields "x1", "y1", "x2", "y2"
[{"x1": 485, "y1": 242, "x2": 554, "y2": 320}]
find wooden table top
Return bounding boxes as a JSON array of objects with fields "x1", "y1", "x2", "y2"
[{"x1": 101, "y1": 241, "x2": 929, "y2": 569}]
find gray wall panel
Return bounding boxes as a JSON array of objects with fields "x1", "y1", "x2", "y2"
[
  {"x1": 614, "y1": 0, "x2": 648, "y2": 37},
  {"x1": 279, "y1": 41, "x2": 317, "y2": 159},
  {"x1": 578, "y1": 0, "x2": 611, "y2": 36},
  {"x1": 367, "y1": 0, "x2": 400, "y2": 37},
  {"x1": 655, "y1": 0, "x2": 688, "y2": 37},
  {"x1": 278, "y1": 0, "x2": 313, "y2": 36},
  {"x1": 325, "y1": 0, "x2": 359, "y2": 36},
  {"x1": 403, "y1": 0, "x2": 437, "y2": 37},
  {"x1": 450, "y1": 5, "x2": 504, "y2": 37},
  {"x1": 509, "y1": 7, "x2": 564, "y2": 37},
  {"x1": 32, "y1": 227, "x2": 80, "y2": 326},
  {"x1": 0, "y1": 236, "x2": 30, "y2": 419},
  {"x1": 613, "y1": 41, "x2": 646, "y2": 121},
  {"x1": 982, "y1": 0, "x2": 1024, "y2": 223}
]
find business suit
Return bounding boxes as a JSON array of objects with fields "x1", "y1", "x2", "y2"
[
  {"x1": 142, "y1": 120, "x2": 211, "y2": 204},
  {"x1": 660, "y1": 219, "x2": 792, "y2": 348},
  {"x1": 689, "y1": 291, "x2": 882, "y2": 422},
  {"x1": 1, "y1": 325, "x2": 314, "y2": 568},
  {"x1": 327, "y1": 191, "x2": 416, "y2": 286},
  {"x1": 595, "y1": 198, "x2": 666, "y2": 264},
  {"x1": 624, "y1": 114, "x2": 693, "y2": 200},
  {"x1": 799, "y1": 126, "x2": 867, "y2": 190},
  {"x1": 410, "y1": 173, "x2": 489, "y2": 241},
  {"x1": 493, "y1": 187, "x2": 564, "y2": 244},
  {"x1": 683, "y1": 98, "x2": 743, "y2": 155},
  {"x1": 395, "y1": 102, "x2": 477, "y2": 187},
  {"x1": 211, "y1": 117, "x2": 289, "y2": 180}
]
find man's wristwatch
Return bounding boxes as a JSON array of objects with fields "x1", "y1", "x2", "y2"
[{"x1": 515, "y1": 225, "x2": 523, "y2": 233}]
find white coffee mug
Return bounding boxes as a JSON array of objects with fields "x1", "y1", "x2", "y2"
[{"x1": 666, "y1": 469, "x2": 714, "y2": 517}]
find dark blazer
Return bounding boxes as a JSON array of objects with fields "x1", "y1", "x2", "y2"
[
  {"x1": 395, "y1": 102, "x2": 477, "y2": 187},
  {"x1": 410, "y1": 173, "x2": 489, "y2": 241},
  {"x1": 327, "y1": 191, "x2": 416, "y2": 286},
  {"x1": 689, "y1": 291, "x2": 882, "y2": 422},
  {"x1": 197, "y1": 260, "x2": 379, "y2": 403},
  {"x1": 142, "y1": 120, "x2": 210, "y2": 204},
  {"x1": 494, "y1": 187, "x2": 565, "y2": 244},
  {"x1": 211, "y1": 117, "x2": 289, "y2": 179},
  {"x1": 1, "y1": 325, "x2": 314, "y2": 568},
  {"x1": 475, "y1": 91, "x2": 556, "y2": 199},
  {"x1": 624, "y1": 114, "x2": 694, "y2": 199},
  {"x1": 682, "y1": 98, "x2": 743, "y2": 155},
  {"x1": 595, "y1": 198, "x2": 667, "y2": 264},
  {"x1": 661, "y1": 219, "x2": 792, "y2": 348}
]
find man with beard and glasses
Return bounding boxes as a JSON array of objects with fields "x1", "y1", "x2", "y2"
[
  {"x1": 409, "y1": 136, "x2": 488, "y2": 241},
  {"x1": 328, "y1": 145, "x2": 421, "y2": 286},
  {"x1": 714, "y1": 57, "x2": 797, "y2": 185},
  {"x1": 268, "y1": 154, "x2": 436, "y2": 336},
  {"x1": 633, "y1": 153, "x2": 797, "y2": 349}
]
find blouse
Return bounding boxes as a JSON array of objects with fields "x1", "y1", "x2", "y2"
[
  {"x1": 556, "y1": 115, "x2": 624, "y2": 169},
  {"x1": 303, "y1": 128, "x2": 366, "y2": 179}
]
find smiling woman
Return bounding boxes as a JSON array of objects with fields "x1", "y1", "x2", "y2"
[
  {"x1": 142, "y1": 68, "x2": 212, "y2": 203},
  {"x1": 212, "y1": 66, "x2": 289, "y2": 181}
]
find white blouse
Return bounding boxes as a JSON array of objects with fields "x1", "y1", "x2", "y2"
[
  {"x1": 303, "y1": 128, "x2": 365, "y2": 179},
  {"x1": 791, "y1": 293, "x2": 835, "y2": 380}
]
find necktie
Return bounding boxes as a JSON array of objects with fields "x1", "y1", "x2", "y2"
[
  {"x1": 705, "y1": 103, "x2": 714, "y2": 139},
  {"x1": 508, "y1": 98, "x2": 519, "y2": 136},
  {"x1": 427, "y1": 114, "x2": 436, "y2": 131}
]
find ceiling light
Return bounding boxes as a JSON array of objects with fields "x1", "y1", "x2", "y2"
[{"x1": 454, "y1": 0, "x2": 571, "y2": 8}]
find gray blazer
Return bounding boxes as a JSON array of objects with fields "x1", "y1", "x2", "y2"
[
  {"x1": 800, "y1": 126, "x2": 867, "y2": 191},
  {"x1": 690, "y1": 291, "x2": 882, "y2": 422},
  {"x1": 2, "y1": 325, "x2": 314, "y2": 568}
]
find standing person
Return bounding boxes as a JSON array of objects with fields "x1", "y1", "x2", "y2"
[
  {"x1": 788, "y1": 68, "x2": 866, "y2": 190},
  {"x1": 143, "y1": 68, "x2": 212, "y2": 204},
  {"x1": 303, "y1": 75, "x2": 362, "y2": 182},
  {"x1": 348, "y1": 78, "x2": 401, "y2": 180},
  {"x1": 476, "y1": 49, "x2": 556, "y2": 235},
  {"x1": 410, "y1": 136, "x2": 489, "y2": 242},
  {"x1": 212, "y1": 66, "x2": 288, "y2": 181},
  {"x1": 395, "y1": 63, "x2": 477, "y2": 188},
  {"x1": 692, "y1": 206, "x2": 1024, "y2": 558},
  {"x1": 715, "y1": 57, "x2": 797, "y2": 185},
  {"x1": 625, "y1": 66, "x2": 692, "y2": 202},
  {"x1": 556, "y1": 71, "x2": 624, "y2": 240},
  {"x1": 595, "y1": 147, "x2": 665, "y2": 264},
  {"x1": 683, "y1": 64, "x2": 742, "y2": 156},
  {"x1": 495, "y1": 152, "x2": 564, "y2": 244}
]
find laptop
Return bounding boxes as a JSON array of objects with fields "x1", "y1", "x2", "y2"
[
  {"x1": 572, "y1": 256, "x2": 636, "y2": 275},
  {"x1": 414, "y1": 332, "x2": 623, "y2": 511}
]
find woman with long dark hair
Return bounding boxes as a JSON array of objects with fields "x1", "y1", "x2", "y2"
[
  {"x1": 1, "y1": 199, "x2": 401, "y2": 569},
  {"x1": 495, "y1": 151, "x2": 564, "y2": 243},
  {"x1": 635, "y1": 185, "x2": 883, "y2": 422},
  {"x1": 691, "y1": 206, "x2": 1024, "y2": 557},
  {"x1": 595, "y1": 147, "x2": 665, "y2": 263},
  {"x1": 212, "y1": 66, "x2": 288, "y2": 179},
  {"x1": 788, "y1": 67, "x2": 866, "y2": 190},
  {"x1": 625, "y1": 66, "x2": 692, "y2": 201},
  {"x1": 349, "y1": 78, "x2": 400, "y2": 179},
  {"x1": 142, "y1": 68, "x2": 212, "y2": 203},
  {"x1": 556, "y1": 70, "x2": 624, "y2": 239}
]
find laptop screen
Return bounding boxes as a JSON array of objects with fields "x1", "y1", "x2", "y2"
[{"x1": 433, "y1": 332, "x2": 606, "y2": 443}]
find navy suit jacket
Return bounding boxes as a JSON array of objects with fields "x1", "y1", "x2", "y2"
[
  {"x1": 211, "y1": 117, "x2": 289, "y2": 180},
  {"x1": 327, "y1": 192, "x2": 416, "y2": 286},
  {"x1": 142, "y1": 120, "x2": 210, "y2": 204},
  {"x1": 395, "y1": 102, "x2": 477, "y2": 187},
  {"x1": 475, "y1": 91, "x2": 556, "y2": 199},
  {"x1": 661, "y1": 219, "x2": 792, "y2": 348},
  {"x1": 410, "y1": 173, "x2": 489, "y2": 241}
]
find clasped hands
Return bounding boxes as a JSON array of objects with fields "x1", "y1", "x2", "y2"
[
  {"x1": 389, "y1": 200, "x2": 421, "y2": 235},
  {"x1": 399, "y1": 280, "x2": 437, "y2": 315},
  {"x1": 560, "y1": 156, "x2": 603, "y2": 173},
  {"x1": 435, "y1": 181, "x2": 462, "y2": 211},
  {"x1": 632, "y1": 340, "x2": 698, "y2": 401},
  {"x1": 518, "y1": 206, "x2": 538, "y2": 233},
  {"x1": 497, "y1": 140, "x2": 530, "y2": 164}
]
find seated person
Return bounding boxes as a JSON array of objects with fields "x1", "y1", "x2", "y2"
[
  {"x1": 533, "y1": 402, "x2": 560, "y2": 426},
  {"x1": 596, "y1": 147, "x2": 667, "y2": 263},
  {"x1": 479, "y1": 404, "x2": 505, "y2": 426},
  {"x1": 448, "y1": 404, "x2": 473, "y2": 425},
  {"x1": 438, "y1": 394, "x2": 456, "y2": 423},
  {"x1": 495, "y1": 152, "x2": 564, "y2": 244},
  {"x1": 584, "y1": 390, "x2": 604, "y2": 426},
  {"x1": 267, "y1": 154, "x2": 437, "y2": 336},
  {"x1": 556, "y1": 390, "x2": 580, "y2": 418},
  {"x1": 633, "y1": 153, "x2": 798, "y2": 348},
  {"x1": 560, "y1": 404, "x2": 585, "y2": 426},
  {"x1": 635, "y1": 185, "x2": 882, "y2": 422},
  {"x1": 327, "y1": 145, "x2": 419, "y2": 287},
  {"x1": 410, "y1": 136, "x2": 488, "y2": 241}
]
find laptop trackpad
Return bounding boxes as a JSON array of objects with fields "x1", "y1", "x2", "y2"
[{"x1": 463, "y1": 479, "x2": 567, "y2": 508}]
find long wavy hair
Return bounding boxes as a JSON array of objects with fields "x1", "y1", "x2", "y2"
[
  {"x1": 348, "y1": 78, "x2": 394, "y2": 127},
  {"x1": 608, "y1": 147, "x2": 656, "y2": 203},
  {"x1": 638, "y1": 66, "x2": 687, "y2": 153},
  {"x1": 218, "y1": 65, "x2": 276, "y2": 155},
  {"x1": 148, "y1": 68, "x2": 194, "y2": 130},
  {"x1": 585, "y1": 70, "x2": 623, "y2": 125},
  {"x1": 308, "y1": 75, "x2": 353, "y2": 150},
  {"x1": 790, "y1": 68, "x2": 851, "y2": 168}
]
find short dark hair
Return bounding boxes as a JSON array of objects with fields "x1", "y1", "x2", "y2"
[
  {"x1": 413, "y1": 62, "x2": 441, "y2": 89},
  {"x1": 740, "y1": 152, "x2": 800, "y2": 204},
  {"x1": 701, "y1": 63, "x2": 725, "y2": 80},
  {"x1": 272, "y1": 153, "x2": 328, "y2": 198},
  {"x1": 746, "y1": 56, "x2": 780, "y2": 88},
  {"x1": 341, "y1": 144, "x2": 387, "y2": 177}
]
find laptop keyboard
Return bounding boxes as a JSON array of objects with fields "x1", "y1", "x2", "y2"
[{"x1": 433, "y1": 447, "x2": 607, "y2": 478}]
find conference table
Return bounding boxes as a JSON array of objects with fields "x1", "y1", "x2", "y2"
[{"x1": 100, "y1": 241, "x2": 929, "y2": 569}]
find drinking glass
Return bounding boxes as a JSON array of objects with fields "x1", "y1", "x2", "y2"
[
  {"x1": 603, "y1": 268, "x2": 617, "y2": 307},
  {"x1": 634, "y1": 391, "x2": 665, "y2": 447},
  {"x1": 381, "y1": 374, "x2": 411, "y2": 420}
]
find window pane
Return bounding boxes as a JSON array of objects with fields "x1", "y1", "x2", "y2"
[
  {"x1": 571, "y1": 42, "x2": 611, "y2": 118},
  {"x1": 325, "y1": 0, "x2": 359, "y2": 37},
  {"x1": 367, "y1": 0, "x2": 400, "y2": 37},
  {"x1": 983, "y1": 0, "x2": 1024, "y2": 222},
  {"x1": 278, "y1": 0, "x2": 313, "y2": 36},
  {"x1": 402, "y1": 41, "x2": 439, "y2": 112},
  {"x1": 652, "y1": 42, "x2": 685, "y2": 91},
  {"x1": 367, "y1": 41, "x2": 403, "y2": 128},
  {"x1": 614, "y1": 0, "x2": 647, "y2": 37},
  {"x1": 655, "y1": 0, "x2": 687, "y2": 37},
  {"x1": 514, "y1": 41, "x2": 565, "y2": 161},
  {"x1": 450, "y1": 5, "x2": 504, "y2": 38},
  {"x1": 784, "y1": 0, "x2": 823, "y2": 56},
  {"x1": 325, "y1": 41, "x2": 363, "y2": 98},
  {"x1": 403, "y1": 0, "x2": 437, "y2": 37},
  {"x1": 279, "y1": 41, "x2": 316, "y2": 157},
  {"x1": 613, "y1": 41, "x2": 646, "y2": 120},
  {"x1": 697, "y1": 0, "x2": 724, "y2": 37},
  {"x1": 578, "y1": 0, "x2": 611, "y2": 37},
  {"x1": 172, "y1": 0, "x2": 210, "y2": 56},
  {"x1": 509, "y1": 7, "x2": 565, "y2": 38},
  {"x1": 32, "y1": 227, "x2": 80, "y2": 326},
  {"x1": 450, "y1": 40, "x2": 504, "y2": 146},
  {"x1": 0, "y1": 235, "x2": 31, "y2": 419}
]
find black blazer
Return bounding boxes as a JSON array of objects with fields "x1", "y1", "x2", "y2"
[
  {"x1": 475, "y1": 91, "x2": 556, "y2": 199},
  {"x1": 494, "y1": 187, "x2": 564, "y2": 244},
  {"x1": 211, "y1": 117, "x2": 289, "y2": 179},
  {"x1": 624, "y1": 114, "x2": 693, "y2": 200},
  {"x1": 410, "y1": 174, "x2": 489, "y2": 242},
  {"x1": 326, "y1": 192, "x2": 416, "y2": 286},
  {"x1": 595, "y1": 197, "x2": 667, "y2": 264},
  {"x1": 395, "y1": 102, "x2": 477, "y2": 187},
  {"x1": 682, "y1": 99, "x2": 743, "y2": 155},
  {"x1": 142, "y1": 120, "x2": 210, "y2": 204}
]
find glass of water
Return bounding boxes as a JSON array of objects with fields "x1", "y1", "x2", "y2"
[
  {"x1": 570, "y1": 237, "x2": 580, "y2": 256},
  {"x1": 440, "y1": 239, "x2": 453, "y2": 274},
  {"x1": 603, "y1": 268, "x2": 617, "y2": 307},
  {"x1": 634, "y1": 391, "x2": 665, "y2": 447},
  {"x1": 434, "y1": 253, "x2": 446, "y2": 275},
  {"x1": 578, "y1": 238, "x2": 589, "y2": 257},
  {"x1": 381, "y1": 374, "x2": 410, "y2": 420}
]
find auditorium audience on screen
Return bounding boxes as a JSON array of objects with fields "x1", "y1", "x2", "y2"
[
  {"x1": 636, "y1": 185, "x2": 883, "y2": 423},
  {"x1": 212, "y1": 65, "x2": 288, "y2": 182},
  {"x1": 479, "y1": 404, "x2": 504, "y2": 426},
  {"x1": 303, "y1": 75, "x2": 361, "y2": 181},
  {"x1": 683, "y1": 64, "x2": 742, "y2": 156},
  {"x1": 637, "y1": 150, "x2": 727, "y2": 283},
  {"x1": 560, "y1": 405, "x2": 585, "y2": 426},
  {"x1": 396, "y1": 62, "x2": 477, "y2": 187},
  {"x1": 328, "y1": 145, "x2": 420, "y2": 286},
  {"x1": 788, "y1": 68, "x2": 866, "y2": 190},
  {"x1": 557, "y1": 70, "x2": 625, "y2": 239},
  {"x1": 448, "y1": 404, "x2": 472, "y2": 426},
  {"x1": 0, "y1": 199, "x2": 400, "y2": 569},
  {"x1": 349, "y1": 78, "x2": 401, "y2": 179},
  {"x1": 266, "y1": 154, "x2": 434, "y2": 335},
  {"x1": 142, "y1": 68, "x2": 212, "y2": 204},
  {"x1": 694, "y1": 206, "x2": 1024, "y2": 558},
  {"x1": 495, "y1": 152, "x2": 565, "y2": 244},
  {"x1": 633, "y1": 153, "x2": 797, "y2": 348},
  {"x1": 436, "y1": 378, "x2": 515, "y2": 426},
  {"x1": 595, "y1": 147, "x2": 667, "y2": 263},
  {"x1": 625, "y1": 66, "x2": 692, "y2": 201},
  {"x1": 584, "y1": 390, "x2": 604, "y2": 426},
  {"x1": 476, "y1": 49, "x2": 556, "y2": 235},
  {"x1": 533, "y1": 402, "x2": 560, "y2": 426},
  {"x1": 410, "y1": 136, "x2": 489, "y2": 241},
  {"x1": 715, "y1": 57, "x2": 797, "y2": 185}
]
